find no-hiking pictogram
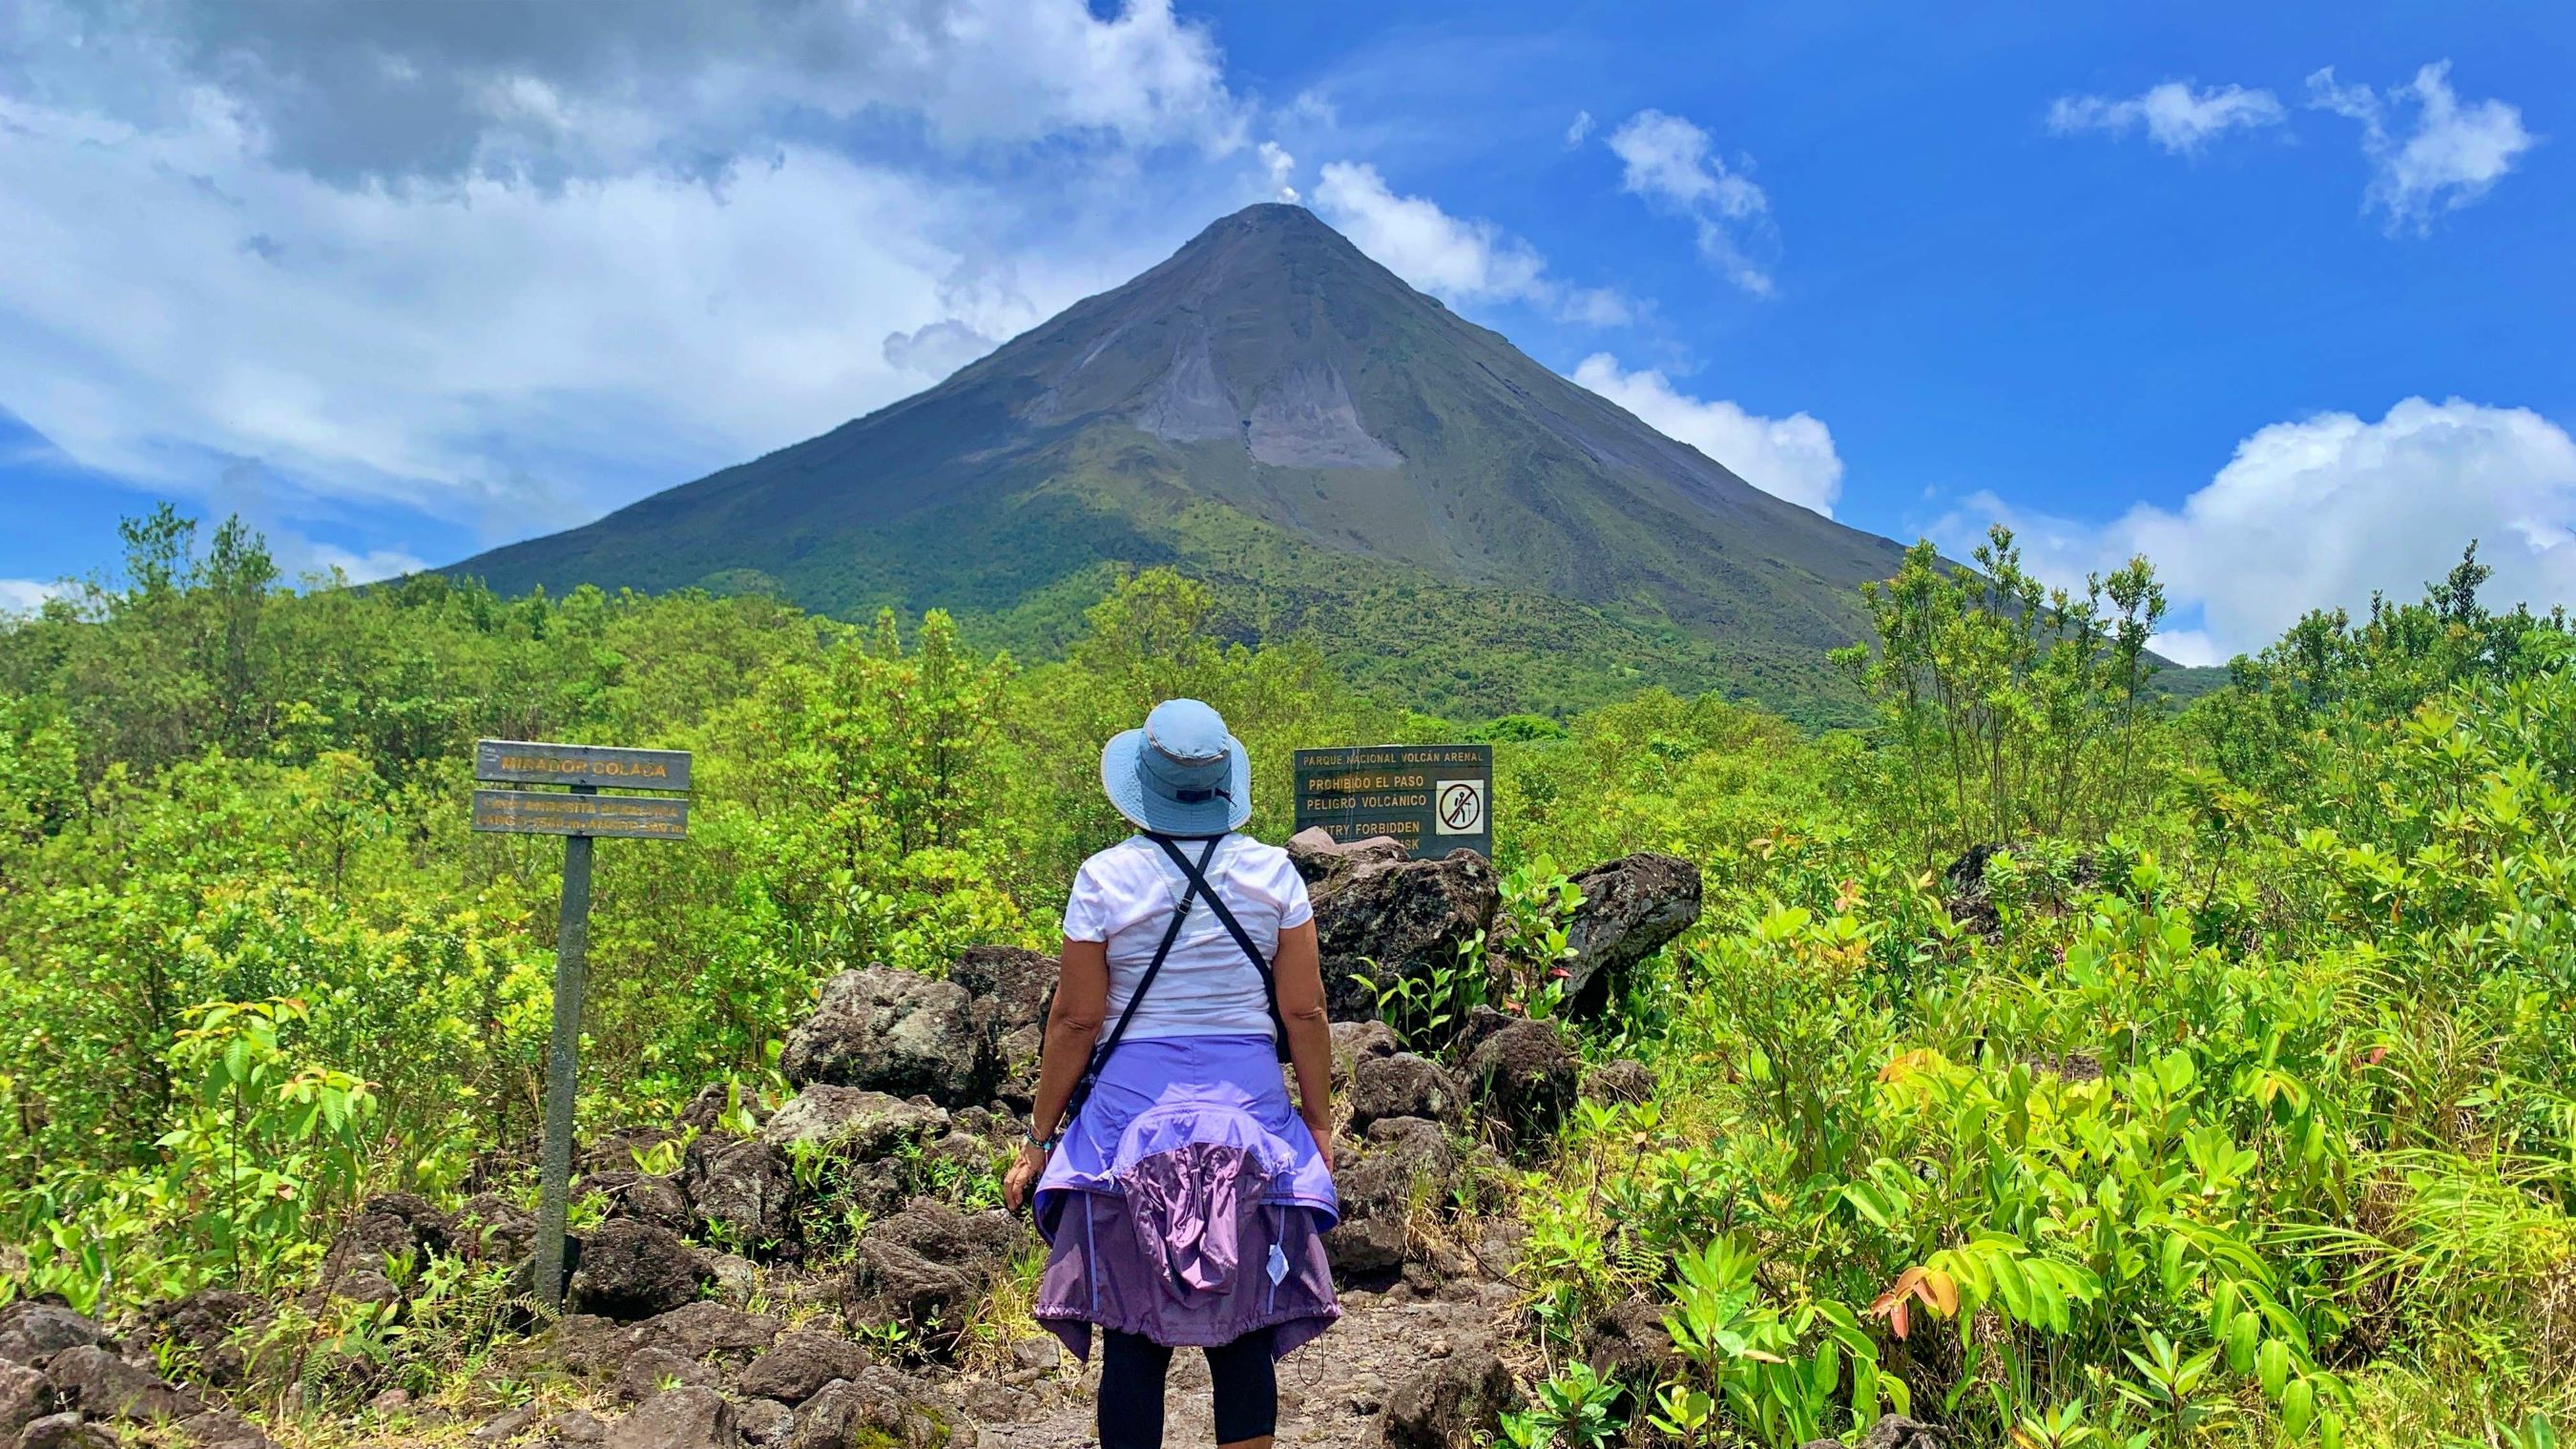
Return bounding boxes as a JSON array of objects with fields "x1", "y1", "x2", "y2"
[
  {"x1": 1293, "y1": 744, "x2": 1492, "y2": 857},
  {"x1": 1436, "y1": 778, "x2": 1486, "y2": 835}
]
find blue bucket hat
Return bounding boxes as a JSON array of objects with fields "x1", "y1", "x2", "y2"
[{"x1": 1101, "y1": 698, "x2": 1252, "y2": 836}]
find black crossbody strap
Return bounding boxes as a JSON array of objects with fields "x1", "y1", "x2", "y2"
[
  {"x1": 1146, "y1": 833, "x2": 1294, "y2": 1059},
  {"x1": 1060, "y1": 835, "x2": 1220, "y2": 1129}
]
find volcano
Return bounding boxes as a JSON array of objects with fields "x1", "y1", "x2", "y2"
[{"x1": 446, "y1": 203, "x2": 1912, "y2": 720}]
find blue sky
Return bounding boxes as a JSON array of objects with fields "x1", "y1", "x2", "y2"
[{"x1": 1, "y1": 1, "x2": 2568, "y2": 662}]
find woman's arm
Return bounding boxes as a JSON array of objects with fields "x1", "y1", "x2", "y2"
[
  {"x1": 1003, "y1": 937, "x2": 1109, "y2": 1211},
  {"x1": 1272, "y1": 920, "x2": 1336, "y2": 1171}
]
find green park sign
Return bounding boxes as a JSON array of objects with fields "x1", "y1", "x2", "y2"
[{"x1": 1292, "y1": 743, "x2": 1493, "y2": 859}]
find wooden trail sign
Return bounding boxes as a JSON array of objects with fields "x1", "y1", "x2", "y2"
[
  {"x1": 473, "y1": 738, "x2": 691, "y2": 1310},
  {"x1": 471, "y1": 789, "x2": 688, "y2": 838},
  {"x1": 1293, "y1": 743, "x2": 1493, "y2": 859}
]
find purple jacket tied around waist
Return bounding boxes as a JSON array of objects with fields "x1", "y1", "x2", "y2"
[{"x1": 1033, "y1": 1033, "x2": 1340, "y2": 1359}]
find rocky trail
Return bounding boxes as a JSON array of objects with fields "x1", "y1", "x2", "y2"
[{"x1": 957, "y1": 1278, "x2": 1524, "y2": 1447}]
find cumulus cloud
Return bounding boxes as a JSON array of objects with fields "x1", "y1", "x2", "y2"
[
  {"x1": 1570, "y1": 355, "x2": 1842, "y2": 516},
  {"x1": 2307, "y1": 62, "x2": 2537, "y2": 229},
  {"x1": 0, "y1": 93, "x2": 1057, "y2": 511},
  {"x1": 1605, "y1": 110, "x2": 1773, "y2": 295},
  {"x1": 883, "y1": 320, "x2": 1000, "y2": 380},
  {"x1": 0, "y1": 578, "x2": 64, "y2": 613},
  {"x1": 2046, "y1": 81, "x2": 2286, "y2": 154},
  {"x1": 0, "y1": 0, "x2": 1268, "y2": 558},
  {"x1": 1312, "y1": 161, "x2": 1631, "y2": 325},
  {"x1": 1, "y1": 0, "x2": 1244, "y2": 186},
  {"x1": 301, "y1": 541, "x2": 431, "y2": 585},
  {"x1": 1935, "y1": 398, "x2": 2576, "y2": 662}
]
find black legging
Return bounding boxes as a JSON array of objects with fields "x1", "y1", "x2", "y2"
[{"x1": 1098, "y1": 1327, "x2": 1277, "y2": 1446}]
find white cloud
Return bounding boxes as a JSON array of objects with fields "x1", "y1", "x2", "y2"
[
  {"x1": 2307, "y1": 62, "x2": 2537, "y2": 229},
  {"x1": 1936, "y1": 398, "x2": 2576, "y2": 661},
  {"x1": 301, "y1": 542, "x2": 431, "y2": 585},
  {"x1": 1312, "y1": 161, "x2": 1631, "y2": 325},
  {"x1": 2047, "y1": 81, "x2": 2286, "y2": 154},
  {"x1": 1557, "y1": 288, "x2": 1634, "y2": 328},
  {"x1": 1, "y1": 0, "x2": 1245, "y2": 184},
  {"x1": 0, "y1": 0, "x2": 1274, "y2": 557},
  {"x1": 0, "y1": 579, "x2": 64, "y2": 613},
  {"x1": 1565, "y1": 111, "x2": 1593, "y2": 147},
  {"x1": 0, "y1": 94, "x2": 1057, "y2": 513},
  {"x1": 1570, "y1": 354, "x2": 1842, "y2": 516},
  {"x1": 1605, "y1": 110, "x2": 1772, "y2": 295},
  {"x1": 883, "y1": 320, "x2": 1000, "y2": 380},
  {"x1": 1257, "y1": 139, "x2": 1298, "y2": 201},
  {"x1": 2146, "y1": 630, "x2": 2226, "y2": 668}
]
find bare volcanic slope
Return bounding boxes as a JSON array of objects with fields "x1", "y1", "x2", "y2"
[{"x1": 445, "y1": 204, "x2": 1910, "y2": 718}]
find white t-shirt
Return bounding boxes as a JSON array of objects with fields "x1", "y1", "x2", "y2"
[{"x1": 1061, "y1": 834, "x2": 1314, "y2": 1041}]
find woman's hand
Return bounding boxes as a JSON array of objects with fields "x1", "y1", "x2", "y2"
[{"x1": 1003, "y1": 1141, "x2": 1048, "y2": 1212}]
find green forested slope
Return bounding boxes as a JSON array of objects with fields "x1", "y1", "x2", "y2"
[{"x1": 447, "y1": 204, "x2": 1912, "y2": 723}]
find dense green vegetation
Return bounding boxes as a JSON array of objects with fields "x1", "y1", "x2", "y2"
[{"x1": 3, "y1": 509, "x2": 2571, "y2": 1447}]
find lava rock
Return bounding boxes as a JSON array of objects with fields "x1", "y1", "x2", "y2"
[
  {"x1": 1380, "y1": 1334, "x2": 1515, "y2": 1448},
  {"x1": 0, "y1": 1303, "x2": 105, "y2": 1366},
  {"x1": 701, "y1": 1252, "x2": 758, "y2": 1304},
  {"x1": 951, "y1": 945, "x2": 1055, "y2": 1110},
  {"x1": 1329, "y1": 1020, "x2": 1401, "y2": 1089},
  {"x1": 734, "y1": 1398, "x2": 792, "y2": 1446},
  {"x1": 1308, "y1": 850, "x2": 1499, "y2": 1024},
  {"x1": 1348, "y1": 1052, "x2": 1466, "y2": 1130},
  {"x1": 1465, "y1": 1017, "x2": 1581, "y2": 1148},
  {"x1": 554, "y1": 1314, "x2": 643, "y2": 1375},
  {"x1": 19, "y1": 1410, "x2": 118, "y2": 1449},
  {"x1": 613, "y1": 1346, "x2": 716, "y2": 1405},
  {"x1": 679, "y1": 1135, "x2": 796, "y2": 1251},
  {"x1": 779, "y1": 967, "x2": 987, "y2": 1107},
  {"x1": 1326, "y1": 1117, "x2": 1457, "y2": 1275},
  {"x1": 848, "y1": 1199, "x2": 1022, "y2": 1343},
  {"x1": 675, "y1": 1083, "x2": 762, "y2": 1133},
  {"x1": 45, "y1": 1345, "x2": 203, "y2": 1422},
  {"x1": 582, "y1": 1170, "x2": 696, "y2": 1235},
  {"x1": 1560, "y1": 853, "x2": 1702, "y2": 1014},
  {"x1": 3, "y1": 1358, "x2": 61, "y2": 1439},
  {"x1": 784, "y1": 1370, "x2": 951, "y2": 1449},
  {"x1": 140, "y1": 1289, "x2": 269, "y2": 1389},
  {"x1": 178, "y1": 1407, "x2": 275, "y2": 1449},
  {"x1": 469, "y1": 1404, "x2": 541, "y2": 1442},
  {"x1": 550, "y1": 1409, "x2": 610, "y2": 1444},
  {"x1": 580, "y1": 1127, "x2": 681, "y2": 1177},
  {"x1": 605, "y1": 1386, "x2": 739, "y2": 1449},
  {"x1": 1586, "y1": 1295, "x2": 1677, "y2": 1383},
  {"x1": 453, "y1": 1192, "x2": 539, "y2": 1263},
  {"x1": 1285, "y1": 827, "x2": 1409, "y2": 888},
  {"x1": 1940, "y1": 843, "x2": 2101, "y2": 939},
  {"x1": 1580, "y1": 1058, "x2": 1655, "y2": 1106},
  {"x1": 1807, "y1": 1415, "x2": 1953, "y2": 1449},
  {"x1": 737, "y1": 1330, "x2": 871, "y2": 1405},
  {"x1": 322, "y1": 1192, "x2": 454, "y2": 1281},
  {"x1": 759, "y1": 1085, "x2": 949, "y2": 1162},
  {"x1": 623, "y1": 1302, "x2": 783, "y2": 1365},
  {"x1": 570, "y1": 1221, "x2": 706, "y2": 1321}
]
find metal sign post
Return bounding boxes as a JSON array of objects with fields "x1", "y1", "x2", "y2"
[
  {"x1": 472, "y1": 739, "x2": 693, "y2": 1310},
  {"x1": 1293, "y1": 744, "x2": 1494, "y2": 859}
]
